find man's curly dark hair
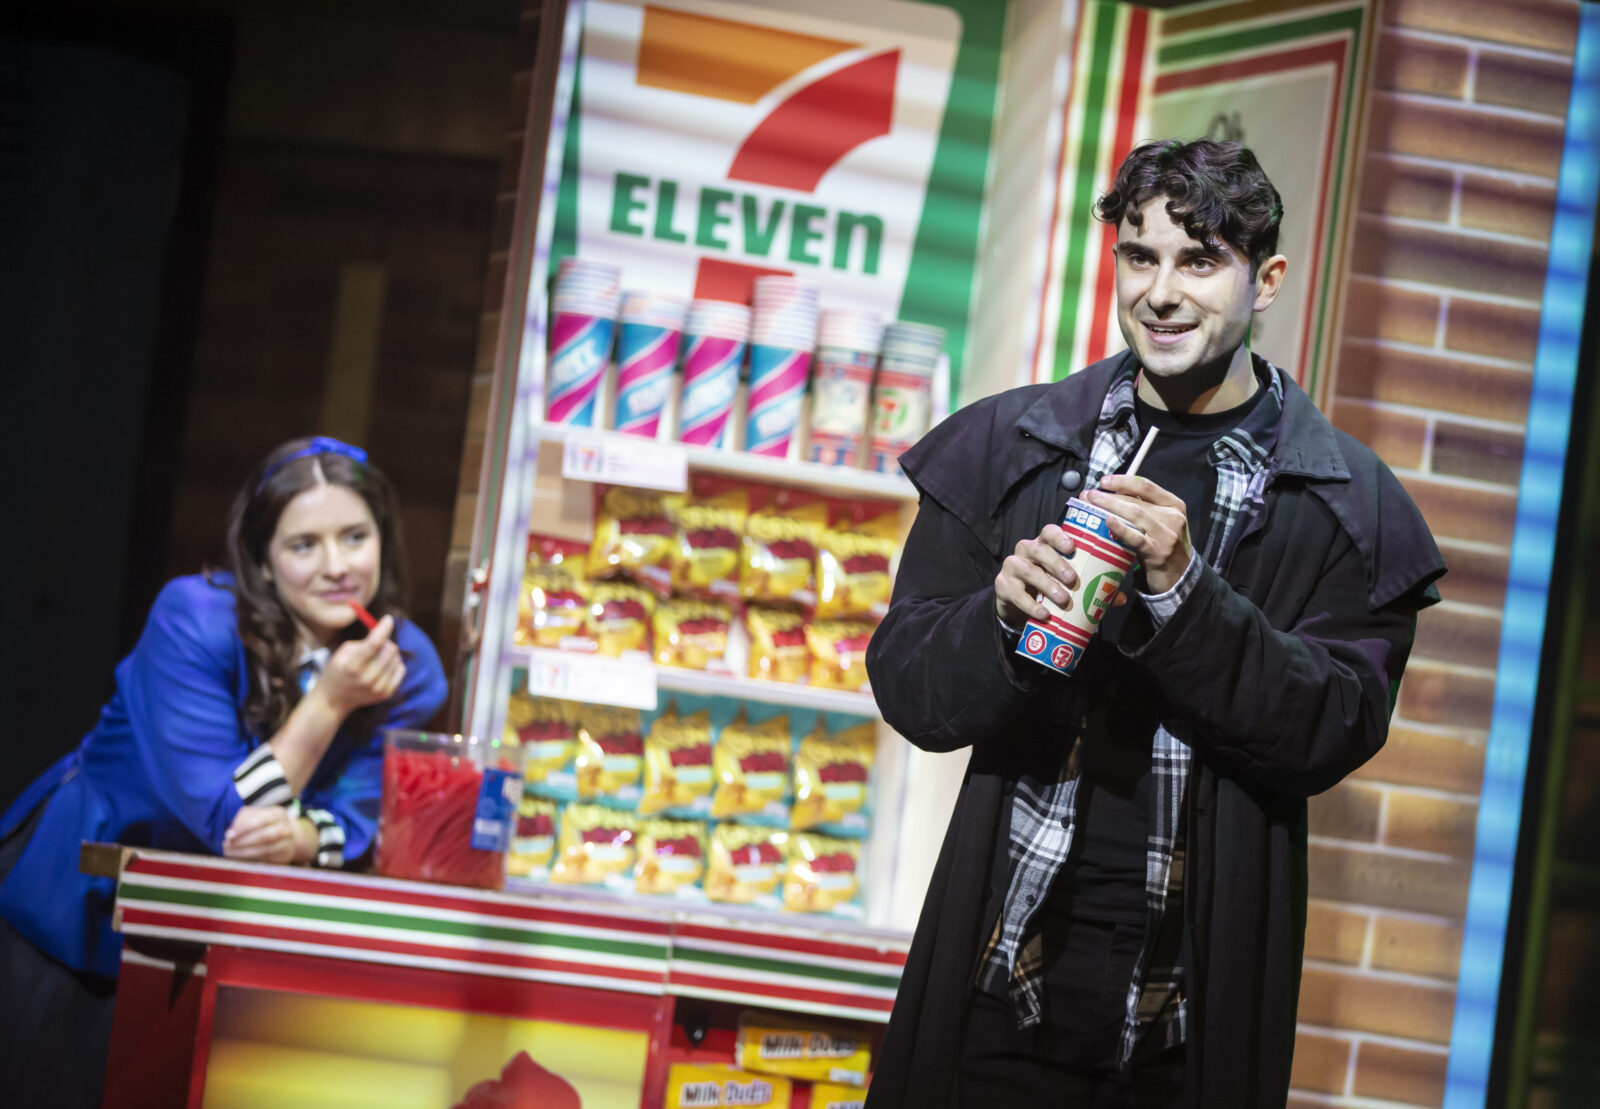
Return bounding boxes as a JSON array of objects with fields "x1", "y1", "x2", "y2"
[{"x1": 1096, "y1": 138, "x2": 1284, "y2": 270}]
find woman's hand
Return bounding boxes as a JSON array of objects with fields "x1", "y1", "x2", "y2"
[
  {"x1": 313, "y1": 614, "x2": 406, "y2": 716},
  {"x1": 223, "y1": 804, "x2": 316, "y2": 865}
]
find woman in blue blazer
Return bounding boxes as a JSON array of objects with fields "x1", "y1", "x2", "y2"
[{"x1": 0, "y1": 437, "x2": 449, "y2": 1107}]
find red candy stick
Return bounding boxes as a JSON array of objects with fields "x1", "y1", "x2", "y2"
[{"x1": 349, "y1": 600, "x2": 378, "y2": 630}]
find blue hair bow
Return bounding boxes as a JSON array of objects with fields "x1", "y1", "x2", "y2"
[{"x1": 257, "y1": 437, "x2": 369, "y2": 490}]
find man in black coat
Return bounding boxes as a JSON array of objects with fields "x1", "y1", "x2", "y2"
[{"x1": 863, "y1": 139, "x2": 1445, "y2": 1107}]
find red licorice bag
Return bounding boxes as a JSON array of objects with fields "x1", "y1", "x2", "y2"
[{"x1": 377, "y1": 731, "x2": 522, "y2": 890}]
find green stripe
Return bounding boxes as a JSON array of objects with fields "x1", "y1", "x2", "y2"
[
  {"x1": 673, "y1": 945, "x2": 899, "y2": 991},
  {"x1": 1310, "y1": 10, "x2": 1365, "y2": 401},
  {"x1": 1157, "y1": 8, "x2": 1359, "y2": 67},
  {"x1": 1052, "y1": 2, "x2": 1120, "y2": 382},
  {"x1": 122, "y1": 883, "x2": 668, "y2": 963},
  {"x1": 899, "y1": 0, "x2": 1007, "y2": 407}
]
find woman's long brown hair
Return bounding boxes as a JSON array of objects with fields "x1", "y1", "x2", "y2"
[{"x1": 219, "y1": 439, "x2": 411, "y2": 738}]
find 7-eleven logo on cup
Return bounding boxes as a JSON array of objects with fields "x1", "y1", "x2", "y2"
[{"x1": 570, "y1": 0, "x2": 962, "y2": 311}]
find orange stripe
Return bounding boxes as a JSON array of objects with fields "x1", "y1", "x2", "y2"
[{"x1": 637, "y1": 6, "x2": 856, "y2": 104}]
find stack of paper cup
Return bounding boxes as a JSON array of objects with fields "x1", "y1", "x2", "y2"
[
  {"x1": 612, "y1": 291, "x2": 688, "y2": 438},
  {"x1": 546, "y1": 258, "x2": 622, "y2": 427},
  {"x1": 677, "y1": 300, "x2": 751, "y2": 449},
  {"x1": 808, "y1": 309, "x2": 882, "y2": 467},
  {"x1": 869, "y1": 321, "x2": 946, "y2": 475},
  {"x1": 744, "y1": 277, "x2": 820, "y2": 458}
]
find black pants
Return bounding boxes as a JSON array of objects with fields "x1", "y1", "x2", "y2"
[
  {"x1": 958, "y1": 918, "x2": 1184, "y2": 1108},
  {"x1": 0, "y1": 798, "x2": 118, "y2": 1109}
]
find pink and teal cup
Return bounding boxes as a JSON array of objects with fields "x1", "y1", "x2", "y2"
[
  {"x1": 612, "y1": 291, "x2": 687, "y2": 437},
  {"x1": 546, "y1": 259, "x2": 621, "y2": 426},
  {"x1": 1015, "y1": 496, "x2": 1138, "y2": 675},
  {"x1": 677, "y1": 300, "x2": 750, "y2": 448},
  {"x1": 745, "y1": 277, "x2": 819, "y2": 458}
]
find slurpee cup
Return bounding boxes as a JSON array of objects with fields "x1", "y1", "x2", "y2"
[
  {"x1": 546, "y1": 259, "x2": 621, "y2": 426},
  {"x1": 613, "y1": 291, "x2": 687, "y2": 437},
  {"x1": 745, "y1": 277, "x2": 819, "y2": 458},
  {"x1": 677, "y1": 300, "x2": 750, "y2": 449},
  {"x1": 869, "y1": 321, "x2": 945, "y2": 475},
  {"x1": 1014, "y1": 497, "x2": 1138, "y2": 675},
  {"x1": 808, "y1": 309, "x2": 881, "y2": 467}
]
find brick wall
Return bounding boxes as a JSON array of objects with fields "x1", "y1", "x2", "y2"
[{"x1": 1297, "y1": 1, "x2": 1583, "y2": 1105}]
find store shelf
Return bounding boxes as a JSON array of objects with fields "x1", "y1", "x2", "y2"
[
  {"x1": 531, "y1": 423, "x2": 918, "y2": 502},
  {"x1": 507, "y1": 645, "x2": 880, "y2": 717}
]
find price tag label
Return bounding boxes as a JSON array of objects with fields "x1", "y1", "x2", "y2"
[
  {"x1": 524, "y1": 647, "x2": 658, "y2": 710},
  {"x1": 561, "y1": 430, "x2": 687, "y2": 492}
]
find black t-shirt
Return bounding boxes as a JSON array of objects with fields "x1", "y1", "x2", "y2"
[{"x1": 1047, "y1": 385, "x2": 1266, "y2": 927}]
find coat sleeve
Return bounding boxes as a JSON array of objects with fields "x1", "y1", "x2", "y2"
[
  {"x1": 865, "y1": 493, "x2": 1046, "y2": 753},
  {"x1": 1122, "y1": 527, "x2": 1418, "y2": 797},
  {"x1": 300, "y1": 621, "x2": 449, "y2": 863},
  {"x1": 122, "y1": 580, "x2": 250, "y2": 853}
]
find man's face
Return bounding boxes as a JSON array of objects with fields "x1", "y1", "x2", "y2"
[{"x1": 1113, "y1": 198, "x2": 1284, "y2": 385}]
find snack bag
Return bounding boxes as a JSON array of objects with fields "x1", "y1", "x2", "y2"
[
  {"x1": 735, "y1": 1014, "x2": 872, "y2": 1086},
  {"x1": 810, "y1": 1083, "x2": 868, "y2": 1109},
  {"x1": 505, "y1": 693, "x2": 580, "y2": 801},
  {"x1": 506, "y1": 797, "x2": 558, "y2": 879},
  {"x1": 745, "y1": 606, "x2": 810, "y2": 684},
  {"x1": 815, "y1": 501, "x2": 898, "y2": 620},
  {"x1": 654, "y1": 597, "x2": 732, "y2": 671},
  {"x1": 549, "y1": 804, "x2": 636, "y2": 887},
  {"x1": 791, "y1": 720, "x2": 874, "y2": 835},
  {"x1": 639, "y1": 706, "x2": 715, "y2": 817},
  {"x1": 589, "y1": 485, "x2": 683, "y2": 596},
  {"x1": 670, "y1": 476, "x2": 749, "y2": 599},
  {"x1": 634, "y1": 819, "x2": 706, "y2": 896},
  {"x1": 515, "y1": 535, "x2": 592, "y2": 648},
  {"x1": 588, "y1": 581, "x2": 656, "y2": 658},
  {"x1": 711, "y1": 712, "x2": 792, "y2": 823},
  {"x1": 705, "y1": 824, "x2": 786, "y2": 906},
  {"x1": 805, "y1": 620, "x2": 876, "y2": 691},
  {"x1": 663, "y1": 1064, "x2": 791, "y2": 1109},
  {"x1": 741, "y1": 489, "x2": 827, "y2": 605},
  {"x1": 575, "y1": 704, "x2": 644, "y2": 808},
  {"x1": 782, "y1": 833, "x2": 861, "y2": 915}
]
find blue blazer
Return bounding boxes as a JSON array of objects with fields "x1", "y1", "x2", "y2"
[{"x1": 0, "y1": 574, "x2": 449, "y2": 978}]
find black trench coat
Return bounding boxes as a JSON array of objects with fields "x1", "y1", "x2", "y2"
[{"x1": 863, "y1": 353, "x2": 1445, "y2": 1108}]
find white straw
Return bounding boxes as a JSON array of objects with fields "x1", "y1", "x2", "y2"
[{"x1": 1124, "y1": 426, "x2": 1159, "y2": 479}]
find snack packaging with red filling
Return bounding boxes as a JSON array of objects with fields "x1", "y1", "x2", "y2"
[
  {"x1": 741, "y1": 489, "x2": 827, "y2": 606},
  {"x1": 705, "y1": 823, "x2": 786, "y2": 907},
  {"x1": 515, "y1": 535, "x2": 593, "y2": 649},
  {"x1": 587, "y1": 580, "x2": 656, "y2": 658},
  {"x1": 654, "y1": 597, "x2": 732, "y2": 671},
  {"x1": 377, "y1": 732, "x2": 523, "y2": 891},
  {"x1": 805, "y1": 620, "x2": 877, "y2": 691},
  {"x1": 505, "y1": 692, "x2": 580, "y2": 801},
  {"x1": 711, "y1": 712, "x2": 792, "y2": 824},
  {"x1": 506, "y1": 797, "x2": 559, "y2": 879},
  {"x1": 815, "y1": 500, "x2": 898, "y2": 620},
  {"x1": 782, "y1": 833, "x2": 861, "y2": 916},
  {"x1": 633, "y1": 818, "x2": 707, "y2": 897},
  {"x1": 574, "y1": 704, "x2": 644, "y2": 808},
  {"x1": 745, "y1": 605, "x2": 810, "y2": 685},
  {"x1": 669, "y1": 475, "x2": 748, "y2": 599},
  {"x1": 549, "y1": 803, "x2": 637, "y2": 888},
  {"x1": 791, "y1": 719, "x2": 874, "y2": 836},
  {"x1": 589, "y1": 486, "x2": 683, "y2": 597},
  {"x1": 638, "y1": 705, "x2": 715, "y2": 817}
]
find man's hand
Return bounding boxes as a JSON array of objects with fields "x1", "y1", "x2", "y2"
[
  {"x1": 1085, "y1": 474, "x2": 1193, "y2": 593},
  {"x1": 995, "y1": 524, "x2": 1080, "y2": 627},
  {"x1": 314, "y1": 615, "x2": 405, "y2": 716},
  {"x1": 223, "y1": 804, "x2": 315, "y2": 865}
]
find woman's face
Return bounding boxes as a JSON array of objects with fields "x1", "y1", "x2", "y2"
[{"x1": 264, "y1": 482, "x2": 382, "y2": 649}]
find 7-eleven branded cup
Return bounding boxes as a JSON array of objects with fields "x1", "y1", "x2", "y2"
[
  {"x1": 546, "y1": 259, "x2": 622, "y2": 426},
  {"x1": 808, "y1": 309, "x2": 882, "y2": 467},
  {"x1": 745, "y1": 277, "x2": 819, "y2": 458},
  {"x1": 677, "y1": 300, "x2": 750, "y2": 448},
  {"x1": 1015, "y1": 496, "x2": 1138, "y2": 675},
  {"x1": 612, "y1": 291, "x2": 687, "y2": 437},
  {"x1": 869, "y1": 320, "x2": 945, "y2": 475}
]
